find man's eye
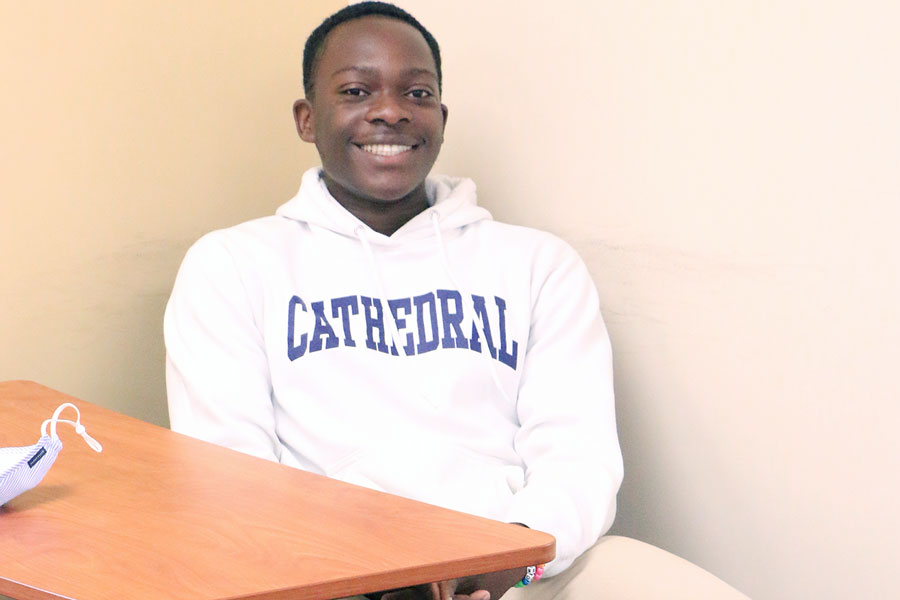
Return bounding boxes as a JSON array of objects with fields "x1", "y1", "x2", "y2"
[
  {"x1": 407, "y1": 89, "x2": 433, "y2": 99},
  {"x1": 341, "y1": 88, "x2": 368, "y2": 97}
]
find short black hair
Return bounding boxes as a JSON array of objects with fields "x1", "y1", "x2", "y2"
[{"x1": 302, "y1": 1, "x2": 442, "y2": 99}]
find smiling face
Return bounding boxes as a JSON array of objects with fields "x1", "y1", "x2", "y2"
[{"x1": 294, "y1": 16, "x2": 448, "y2": 217}]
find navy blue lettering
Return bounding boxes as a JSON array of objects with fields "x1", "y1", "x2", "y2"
[
  {"x1": 414, "y1": 292, "x2": 439, "y2": 354},
  {"x1": 388, "y1": 298, "x2": 415, "y2": 356},
  {"x1": 468, "y1": 294, "x2": 497, "y2": 358},
  {"x1": 331, "y1": 296, "x2": 359, "y2": 347},
  {"x1": 309, "y1": 301, "x2": 340, "y2": 353},
  {"x1": 287, "y1": 295, "x2": 308, "y2": 360},
  {"x1": 28, "y1": 447, "x2": 47, "y2": 468},
  {"x1": 437, "y1": 289, "x2": 469, "y2": 349},
  {"x1": 361, "y1": 296, "x2": 389, "y2": 354},
  {"x1": 288, "y1": 291, "x2": 519, "y2": 369},
  {"x1": 494, "y1": 296, "x2": 519, "y2": 369}
]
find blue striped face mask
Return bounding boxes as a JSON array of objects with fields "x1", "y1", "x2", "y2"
[{"x1": 0, "y1": 403, "x2": 102, "y2": 507}]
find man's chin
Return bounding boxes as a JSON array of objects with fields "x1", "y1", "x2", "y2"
[
  {"x1": 356, "y1": 181, "x2": 428, "y2": 206},
  {"x1": 366, "y1": 190, "x2": 420, "y2": 204},
  {"x1": 322, "y1": 170, "x2": 430, "y2": 208}
]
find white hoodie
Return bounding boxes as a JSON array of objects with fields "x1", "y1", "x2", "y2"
[{"x1": 165, "y1": 167, "x2": 623, "y2": 576}]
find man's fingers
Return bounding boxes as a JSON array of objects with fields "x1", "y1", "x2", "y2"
[
  {"x1": 380, "y1": 588, "x2": 424, "y2": 600},
  {"x1": 432, "y1": 582, "x2": 445, "y2": 600},
  {"x1": 379, "y1": 580, "x2": 492, "y2": 600},
  {"x1": 449, "y1": 594, "x2": 491, "y2": 600}
]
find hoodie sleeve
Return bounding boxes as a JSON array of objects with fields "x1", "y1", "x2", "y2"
[
  {"x1": 164, "y1": 233, "x2": 283, "y2": 463},
  {"x1": 504, "y1": 237, "x2": 624, "y2": 577}
]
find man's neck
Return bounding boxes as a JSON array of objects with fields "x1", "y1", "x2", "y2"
[
  {"x1": 351, "y1": 198, "x2": 430, "y2": 236},
  {"x1": 323, "y1": 178, "x2": 430, "y2": 237}
]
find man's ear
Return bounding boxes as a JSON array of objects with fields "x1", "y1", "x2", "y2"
[
  {"x1": 293, "y1": 98, "x2": 316, "y2": 143},
  {"x1": 441, "y1": 103, "x2": 449, "y2": 138}
]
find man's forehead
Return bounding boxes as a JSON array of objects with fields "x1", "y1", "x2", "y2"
[
  {"x1": 319, "y1": 16, "x2": 436, "y2": 73},
  {"x1": 328, "y1": 65, "x2": 438, "y2": 81}
]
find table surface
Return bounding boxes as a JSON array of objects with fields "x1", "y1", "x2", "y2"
[{"x1": 0, "y1": 381, "x2": 554, "y2": 600}]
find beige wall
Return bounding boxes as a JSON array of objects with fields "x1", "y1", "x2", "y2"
[
  {"x1": 394, "y1": 1, "x2": 899, "y2": 599},
  {"x1": 1, "y1": 1, "x2": 341, "y2": 425},
  {"x1": 3, "y1": 1, "x2": 898, "y2": 599}
]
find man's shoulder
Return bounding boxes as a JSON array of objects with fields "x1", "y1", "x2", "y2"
[
  {"x1": 190, "y1": 215, "x2": 296, "y2": 254},
  {"x1": 210, "y1": 214, "x2": 296, "y2": 241},
  {"x1": 178, "y1": 215, "x2": 301, "y2": 278}
]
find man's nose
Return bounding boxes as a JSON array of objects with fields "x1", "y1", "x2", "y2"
[{"x1": 366, "y1": 92, "x2": 410, "y2": 125}]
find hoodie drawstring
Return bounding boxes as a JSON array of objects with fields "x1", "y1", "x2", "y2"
[
  {"x1": 355, "y1": 226, "x2": 411, "y2": 358},
  {"x1": 430, "y1": 212, "x2": 513, "y2": 405},
  {"x1": 353, "y1": 217, "x2": 513, "y2": 406}
]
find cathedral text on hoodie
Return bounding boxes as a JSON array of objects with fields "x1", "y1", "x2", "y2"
[{"x1": 287, "y1": 290, "x2": 518, "y2": 368}]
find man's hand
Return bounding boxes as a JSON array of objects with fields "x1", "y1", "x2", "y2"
[
  {"x1": 378, "y1": 581, "x2": 489, "y2": 600},
  {"x1": 377, "y1": 567, "x2": 524, "y2": 600},
  {"x1": 434, "y1": 580, "x2": 490, "y2": 600},
  {"x1": 457, "y1": 567, "x2": 527, "y2": 600}
]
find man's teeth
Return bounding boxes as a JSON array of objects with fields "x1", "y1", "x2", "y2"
[{"x1": 361, "y1": 144, "x2": 412, "y2": 157}]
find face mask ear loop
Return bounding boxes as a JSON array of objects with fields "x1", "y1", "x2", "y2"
[
  {"x1": 41, "y1": 404, "x2": 103, "y2": 453},
  {"x1": 42, "y1": 402, "x2": 76, "y2": 439}
]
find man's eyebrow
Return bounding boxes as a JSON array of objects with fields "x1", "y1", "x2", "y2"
[{"x1": 330, "y1": 66, "x2": 438, "y2": 79}]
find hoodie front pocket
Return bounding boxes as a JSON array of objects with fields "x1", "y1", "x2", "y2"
[{"x1": 325, "y1": 435, "x2": 521, "y2": 521}]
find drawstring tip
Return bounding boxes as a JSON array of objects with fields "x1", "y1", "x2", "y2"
[{"x1": 81, "y1": 432, "x2": 103, "y2": 453}]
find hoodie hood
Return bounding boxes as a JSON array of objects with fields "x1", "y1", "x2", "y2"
[
  {"x1": 275, "y1": 167, "x2": 505, "y2": 395},
  {"x1": 275, "y1": 167, "x2": 493, "y2": 244}
]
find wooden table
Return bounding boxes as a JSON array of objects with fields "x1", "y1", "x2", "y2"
[{"x1": 0, "y1": 381, "x2": 554, "y2": 600}]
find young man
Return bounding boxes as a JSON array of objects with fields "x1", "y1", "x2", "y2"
[{"x1": 165, "y1": 3, "x2": 622, "y2": 599}]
